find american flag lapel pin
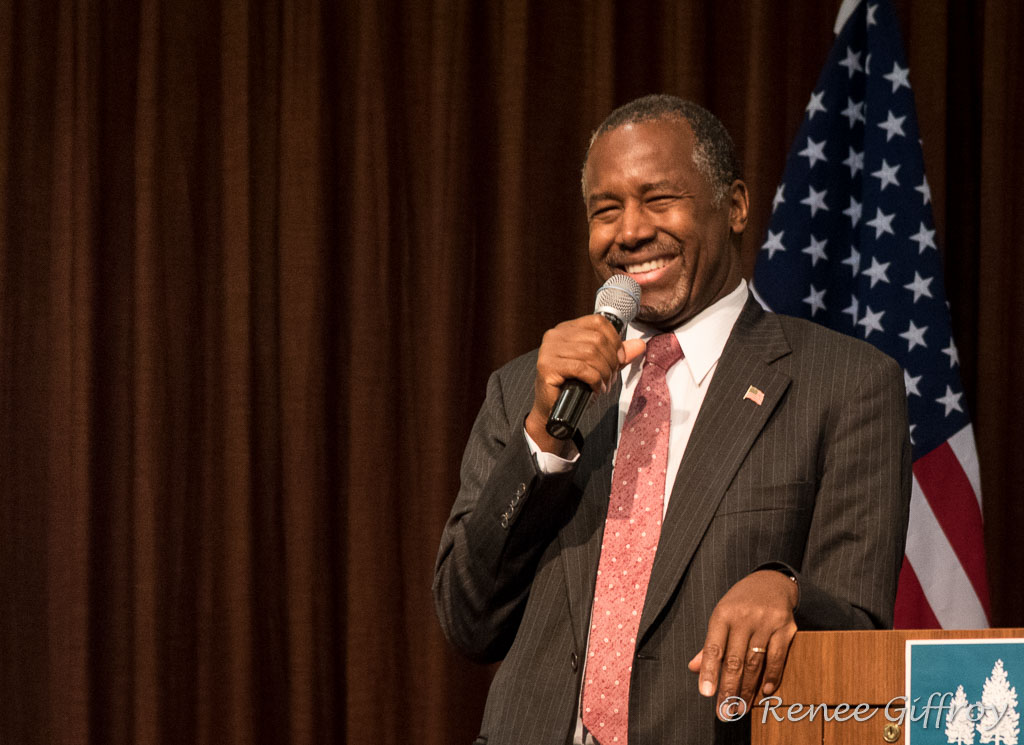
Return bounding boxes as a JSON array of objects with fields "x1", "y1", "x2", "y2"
[{"x1": 743, "y1": 385, "x2": 765, "y2": 406}]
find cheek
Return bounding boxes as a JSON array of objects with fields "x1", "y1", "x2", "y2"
[{"x1": 588, "y1": 229, "x2": 613, "y2": 262}]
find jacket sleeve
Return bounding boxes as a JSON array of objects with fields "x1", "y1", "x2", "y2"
[
  {"x1": 432, "y1": 355, "x2": 581, "y2": 663},
  {"x1": 788, "y1": 350, "x2": 912, "y2": 630}
]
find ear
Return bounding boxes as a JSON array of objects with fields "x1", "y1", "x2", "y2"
[{"x1": 727, "y1": 179, "x2": 749, "y2": 235}]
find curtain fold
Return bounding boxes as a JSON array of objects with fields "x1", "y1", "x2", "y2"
[{"x1": 1, "y1": 2, "x2": 1020, "y2": 744}]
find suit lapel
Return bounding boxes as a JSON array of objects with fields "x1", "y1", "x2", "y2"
[{"x1": 637, "y1": 297, "x2": 792, "y2": 642}]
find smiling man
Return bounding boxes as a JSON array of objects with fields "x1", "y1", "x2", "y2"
[{"x1": 434, "y1": 95, "x2": 911, "y2": 745}]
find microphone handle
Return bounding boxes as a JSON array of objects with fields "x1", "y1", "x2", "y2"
[{"x1": 545, "y1": 311, "x2": 626, "y2": 440}]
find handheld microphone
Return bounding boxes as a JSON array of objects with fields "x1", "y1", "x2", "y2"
[{"x1": 546, "y1": 275, "x2": 642, "y2": 440}]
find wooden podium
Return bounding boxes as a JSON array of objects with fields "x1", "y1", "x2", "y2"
[{"x1": 751, "y1": 628, "x2": 1024, "y2": 745}]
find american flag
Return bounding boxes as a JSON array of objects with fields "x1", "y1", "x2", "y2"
[{"x1": 752, "y1": 0, "x2": 989, "y2": 628}]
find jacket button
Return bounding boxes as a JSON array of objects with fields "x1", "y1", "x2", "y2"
[
  {"x1": 570, "y1": 651, "x2": 579, "y2": 671},
  {"x1": 514, "y1": 482, "x2": 526, "y2": 497},
  {"x1": 500, "y1": 513, "x2": 509, "y2": 529},
  {"x1": 510, "y1": 493, "x2": 521, "y2": 507}
]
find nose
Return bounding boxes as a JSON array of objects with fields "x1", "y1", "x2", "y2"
[{"x1": 617, "y1": 200, "x2": 655, "y2": 248}]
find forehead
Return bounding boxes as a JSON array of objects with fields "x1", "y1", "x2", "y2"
[{"x1": 584, "y1": 117, "x2": 698, "y2": 195}]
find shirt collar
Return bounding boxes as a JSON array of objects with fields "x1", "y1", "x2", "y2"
[{"x1": 625, "y1": 279, "x2": 748, "y2": 386}]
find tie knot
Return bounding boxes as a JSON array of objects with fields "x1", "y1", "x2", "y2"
[{"x1": 644, "y1": 332, "x2": 683, "y2": 371}]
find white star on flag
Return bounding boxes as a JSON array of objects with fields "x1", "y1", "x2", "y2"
[
  {"x1": 858, "y1": 305, "x2": 885, "y2": 337},
  {"x1": 899, "y1": 320, "x2": 928, "y2": 351},
  {"x1": 806, "y1": 90, "x2": 827, "y2": 119},
  {"x1": 842, "y1": 295, "x2": 860, "y2": 325},
  {"x1": 839, "y1": 46, "x2": 864, "y2": 77},
  {"x1": 942, "y1": 337, "x2": 960, "y2": 368},
  {"x1": 903, "y1": 272, "x2": 934, "y2": 302},
  {"x1": 842, "y1": 246, "x2": 861, "y2": 276},
  {"x1": 772, "y1": 185, "x2": 785, "y2": 212},
  {"x1": 909, "y1": 222, "x2": 936, "y2": 252},
  {"x1": 871, "y1": 158, "x2": 901, "y2": 190},
  {"x1": 799, "y1": 137, "x2": 828, "y2": 169},
  {"x1": 843, "y1": 146, "x2": 864, "y2": 177},
  {"x1": 883, "y1": 61, "x2": 911, "y2": 92},
  {"x1": 800, "y1": 185, "x2": 829, "y2": 216},
  {"x1": 803, "y1": 285, "x2": 827, "y2": 316},
  {"x1": 841, "y1": 97, "x2": 866, "y2": 127},
  {"x1": 862, "y1": 256, "x2": 891, "y2": 287},
  {"x1": 865, "y1": 207, "x2": 895, "y2": 238},
  {"x1": 936, "y1": 385, "x2": 964, "y2": 416},
  {"x1": 915, "y1": 177, "x2": 931, "y2": 204},
  {"x1": 877, "y1": 109, "x2": 907, "y2": 141},
  {"x1": 762, "y1": 230, "x2": 786, "y2": 259},
  {"x1": 802, "y1": 235, "x2": 828, "y2": 265},
  {"x1": 843, "y1": 196, "x2": 863, "y2": 226},
  {"x1": 903, "y1": 369, "x2": 922, "y2": 397}
]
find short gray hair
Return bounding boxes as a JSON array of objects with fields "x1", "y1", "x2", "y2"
[{"x1": 582, "y1": 94, "x2": 741, "y2": 205}]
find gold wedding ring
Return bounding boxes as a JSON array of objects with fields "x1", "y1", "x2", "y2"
[{"x1": 749, "y1": 646, "x2": 767, "y2": 654}]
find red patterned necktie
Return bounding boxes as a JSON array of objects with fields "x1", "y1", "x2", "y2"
[{"x1": 581, "y1": 332, "x2": 683, "y2": 745}]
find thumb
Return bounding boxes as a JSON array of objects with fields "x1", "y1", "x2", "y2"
[{"x1": 618, "y1": 338, "x2": 647, "y2": 366}]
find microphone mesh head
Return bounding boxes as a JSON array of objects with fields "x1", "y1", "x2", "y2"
[{"x1": 593, "y1": 274, "x2": 642, "y2": 325}]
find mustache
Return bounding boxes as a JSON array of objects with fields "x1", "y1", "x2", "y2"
[{"x1": 607, "y1": 236, "x2": 683, "y2": 266}]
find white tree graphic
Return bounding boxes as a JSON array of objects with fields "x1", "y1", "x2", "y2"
[
  {"x1": 977, "y1": 659, "x2": 1019, "y2": 745},
  {"x1": 947, "y1": 684, "x2": 976, "y2": 744}
]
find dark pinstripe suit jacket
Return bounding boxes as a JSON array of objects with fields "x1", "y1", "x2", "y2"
[{"x1": 433, "y1": 296, "x2": 912, "y2": 744}]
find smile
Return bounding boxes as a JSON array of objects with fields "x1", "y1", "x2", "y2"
[{"x1": 623, "y1": 257, "x2": 672, "y2": 274}]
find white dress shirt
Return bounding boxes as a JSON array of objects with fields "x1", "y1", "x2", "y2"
[{"x1": 525, "y1": 279, "x2": 748, "y2": 744}]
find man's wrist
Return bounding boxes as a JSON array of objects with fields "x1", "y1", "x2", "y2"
[{"x1": 762, "y1": 564, "x2": 800, "y2": 610}]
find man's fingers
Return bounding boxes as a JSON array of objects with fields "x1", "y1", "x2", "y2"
[
  {"x1": 544, "y1": 355, "x2": 615, "y2": 393},
  {"x1": 713, "y1": 631, "x2": 752, "y2": 713},
  {"x1": 697, "y1": 623, "x2": 730, "y2": 698},
  {"x1": 760, "y1": 622, "x2": 797, "y2": 696},
  {"x1": 552, "y1": 329, "x2": 620, "y2": 372},
  {"x1": 736, "y1": 640, "x2": 770, "y2": 707},
  {"x1": 536, "y1": 317, "x2": 628, "y2": 394}
]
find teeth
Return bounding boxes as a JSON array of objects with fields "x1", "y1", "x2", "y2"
[{"x1": 625, "y1": 257, "x2": 671, "y2": 274}]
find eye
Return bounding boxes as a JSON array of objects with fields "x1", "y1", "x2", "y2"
[{"x1": 589, "y1": 204, "x2": 621, "y2": 220}]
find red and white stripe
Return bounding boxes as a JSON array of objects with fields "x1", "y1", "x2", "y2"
[{"x1": 895, "y1": 424, "x2": 990, "y2": 629}]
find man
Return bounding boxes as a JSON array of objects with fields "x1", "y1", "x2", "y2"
[{"x1": 433, "y1": 95, "x2": 911, "y2": 744}]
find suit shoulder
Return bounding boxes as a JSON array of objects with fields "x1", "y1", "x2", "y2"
[
  {"x1": 481, "y1": 348, "x2": 540, "y2": 418},
  {"x1": 492, "y1": 348, "x2": 539, "y2": 389},
  {"x1": 495, "y1": 347, "x2": 540, "y2": 374},
  {"x1": 772, "y1": 312, "x2": 902, "y2": 376}
]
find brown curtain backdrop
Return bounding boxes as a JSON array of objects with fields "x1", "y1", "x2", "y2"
[{"x1": 1, "y1": 1, "x2": 1021, "y2": 744}]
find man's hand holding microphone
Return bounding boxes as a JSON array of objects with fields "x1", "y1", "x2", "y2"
[{"x1": 525, "y1": 275, "x2": 646, "y2": 456}]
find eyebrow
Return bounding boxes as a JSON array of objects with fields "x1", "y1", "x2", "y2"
[
  {"x1": 586, "y1": 191, "x2": 621, "y2": 209},
  {"x1": 638, "y1": 180, "x2": 678, "y2": 193},
  {"x1": 586, "y1": 180, "x2": 681, "y2": 209}
]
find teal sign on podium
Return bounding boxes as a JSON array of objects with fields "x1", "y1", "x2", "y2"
[{"x1": 904, "y1": 639, "x2": 1023, "y2": 744}]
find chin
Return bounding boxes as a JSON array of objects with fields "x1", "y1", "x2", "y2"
[
  {"x1": 637, "y1": 309, "x2": 678, "y2": 328},
  {"x1": 637, "y1": 296, "x2": 689, "y2": 326}
]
